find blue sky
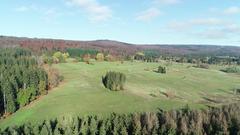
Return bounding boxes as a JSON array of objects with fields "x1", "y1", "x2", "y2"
[{"x1": 1, "y1": 0, "x2": 240, "y2": 46}]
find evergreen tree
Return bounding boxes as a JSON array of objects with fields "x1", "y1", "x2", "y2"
[
  {"x1": 79, "y1": 117, "x2": 88, "y2": 135},
  {"x1": 131, "y1": 115, "x2": 141, "y2": 135},
  {"x1": 4, "y1": 81, "x2": 16, "y2": 113},
  {"x1": 89, "y1": 116, "x2": 98, "y2": 135},
  {"x1": 99, "y1": 121, "x2": 106, "y2": 135},
  {"x1": 40, "y1": 124, "x2": 50, "y2": 135}
]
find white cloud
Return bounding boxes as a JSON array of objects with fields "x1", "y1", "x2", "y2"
[
  {"x1": 14, "y1": 5, "x2": 61, "y2": 23},
  {"x1": 136, "y1": 8, "x2": 162, "y2": 21},
  {"x1": 168, "y1": 18, "x2": 230, "y2": 31},
  {"x1": 167, "y1": 17, "x2": 240, "y2": 39},
  {"x1": 222, "y1": 24, "x2": 240, "y2": 33},
  {"x1": 197, "y1": 24, "x2": 240, "y2": 39},
  {"x1": 66, "y1": 0, "x2": 112, "y2": 22},
  {"x1": 153, "y1": 0, "x2": 181, "y2": 5},
  {"x1": 189, "y1": 18, "x2": 225, "y2": 26},
  {"x1": 223, "y1": 6, "x2": 240, "y2": 15},
  {"x1": 198, "y1": 29, "x2": 227, "y2": 39}
]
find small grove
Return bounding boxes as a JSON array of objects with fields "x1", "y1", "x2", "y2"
[
  {"x1": 0, "y1": 103, "x2": 240, "y2": 135},
  {"x1": 102, "y1": 71, "x2": 126, "y2": 91},
  {"x1": 0, "y1": 48, "x2": 62, "y2": 117}
]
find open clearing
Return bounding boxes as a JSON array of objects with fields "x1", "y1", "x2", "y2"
[{"x1": 1, "y1": 61, "x2": 240, "y2": 128}]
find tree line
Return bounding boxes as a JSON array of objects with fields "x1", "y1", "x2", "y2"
[
  {"x1": 0, "y1": 48, "x2": 49, "y2": 116},
  {"x1": 1, "y1": 103, "x2": 240, "y2": 135}
]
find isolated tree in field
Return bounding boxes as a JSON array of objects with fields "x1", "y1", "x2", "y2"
[
  {"x1": 134, "y1": 52, "x2": 145, "y2": 61},
  {"x1": 96, "y1": 53, "x2": 104, "y2": 61},
  {"x1": 157, "y1": 66, "x2": 166, "y2": 74},
  {"x1": 102, "y1": 71, "x2": 126, "y2": 91},
  {"x1": 105, "y1": 54, "x2": 114, "y2": 61},
  {"x1": 83, "y1": 54, "x2": 91, "y2": 64}
]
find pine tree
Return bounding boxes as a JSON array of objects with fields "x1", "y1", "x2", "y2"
[
  {"x1": 120, "y1": 125, "x2": 128, "y2": 135},
  {"x1": 4, "y1": 81, "x2": 16, "y2": 114},
  {"x1": 89, "y1": 116, "x2": 98, "y2": 135},
  {"x1": 79, "y1": 117, "x2": 88, "y2": 135},
  {"x1": 40, "y1": 124, "x2": 50, "y2": 135},
  {"x1": 99, "y1": 121, "x2": 106, "y2": 135},
  {"x1": 131, "y1": 114, "x2": 141, "y2": 135}
]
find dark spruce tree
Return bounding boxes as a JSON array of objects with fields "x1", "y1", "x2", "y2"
[{"x1": 0, "y1": 48, "x2": 49, "y2": 116}]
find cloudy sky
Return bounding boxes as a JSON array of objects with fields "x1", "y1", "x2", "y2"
[{"x1": 1, "y1": 0, "x2": 240, "y2": 46}]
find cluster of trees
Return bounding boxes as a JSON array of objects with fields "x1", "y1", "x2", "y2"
[
  {"x1": 0, "y1": 48, "x2": 48, "y2": 116},
  {"x1": 132, "y1": 50, "x2": 240, "y2": 66},
  {"x1": 1, "y1": 103, "x2": 240, "y2": 135},
  {"x1": 157, "y1": 66, "x2": 166, "y2": 74},
  {"x1": 169, "y1": 56, "x2": 240, "y2": 66},
  {"x1": 52, "y1": 52, "x2": 69, "y2": 63},
  {"x1": 66, "y1": 48, "x2": 98, "y2": 58},
  {"x1": 102, "y1": 72, "x2": 126, "y2": 91},
  {"x1": 42, "y1": 51, "x2": 69, "y2": 65},
  {"x1": 66, "y1": 48, "x2": 115, "y2": 63},
  {"x1": 134, "y1": 50, "x2": 160, "y2": 62}
]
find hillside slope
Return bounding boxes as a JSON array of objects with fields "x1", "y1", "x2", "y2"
[{"x1": 0, "y1": 36, "x2": 240, "y2": 56}]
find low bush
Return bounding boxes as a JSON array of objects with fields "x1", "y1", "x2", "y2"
[
  {"x1": 46, "y1": 67, "x2": 64, "y2": 89},
  {"x1": 234, "y1": 88, "x2": 240, "y2": 95},
  {"x1": 102, "y1": 71, "x2": 126, "y2": 91},
  {"x1": 157, "y1": 66, "x2": 166, "y2": 74},
  {"x1": 221, "y1": 66, "x2": 240, "y2": 73},
  {"x1": 194, "y1": 63, "x2": 209, "y2": 69},
  {"x1": 163, "y1": 91, "x2": 175, "y2": 98}
]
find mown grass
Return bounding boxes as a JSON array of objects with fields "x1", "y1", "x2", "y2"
[{"x1": 1, "y1": 61, "x2": 240, "y2": 128}]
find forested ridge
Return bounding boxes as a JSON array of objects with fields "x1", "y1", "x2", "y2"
[
  {"x1": 1, "y1": 103, "x2": 240, "y2": 135},
  {"x1": 1, "y1": 36, "x2": 240, "y2": 57},
  {"x1": 0, "y1": 48, "x2": 48, "y2": 116}
]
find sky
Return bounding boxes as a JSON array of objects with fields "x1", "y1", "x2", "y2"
[{"x1": 0, "y1": 0, "x2": 240, "y2": 46}]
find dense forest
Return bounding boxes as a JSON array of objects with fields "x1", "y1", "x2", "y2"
[
  {"x1": 0, "y1": 48, "x2": 61, "y2": 117},
  {"x1": 1, "y1": 103, "x2": 240, "y2": 135}
]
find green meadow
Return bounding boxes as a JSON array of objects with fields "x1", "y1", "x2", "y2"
[{"x1": 1, "y1": 61, "x2": 240, "y2": 128}]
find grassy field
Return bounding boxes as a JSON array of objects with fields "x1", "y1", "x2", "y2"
[{"x1": 1, "y1": 61, "x2": 240, "y2": 128}]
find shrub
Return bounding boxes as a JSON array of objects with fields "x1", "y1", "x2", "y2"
[
  {"x1": 52, "y1": 52, "x2": 68, "y2": 63},
  {"x1": 221, "y1": 66, "x2": 240, "y2": 73},
  {"x1": 160, "y1": 90, "x2": 175, "y2": 99},
  {"x1": 46, "y1": 67, "x2": 63, "y2": 89},
  {"x1": 96, "y1": 53, "x2": 104, "y2": 61},
  {"x1": 157, "y1": 66, "x2": 166, "y2": 74},
  {"x1": 102, "y1": 71, "x2": 126, "y2": 91},
  {"x1": 234, "y1": 88, "x2": 240, "y2": 95},
  {"x1": 83, "y1": 54, "x2": 91, "y2": 64},
  {"x1": 105, "y1": 54, "x2": 114, "y2": 62},
  {"x1": 17, "y1": 88, "x2": 31, "y2": 107},
  {"x1": 39, "y1": 81, "x2": 47, "y2": 95},
  {"x1": 194, "y1": 63, "x2": 209, "y2": 69}
]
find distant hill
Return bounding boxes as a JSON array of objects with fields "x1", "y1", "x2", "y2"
[{"x1": 0, "y1": 36, "x2": 240, "y2": 56}]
